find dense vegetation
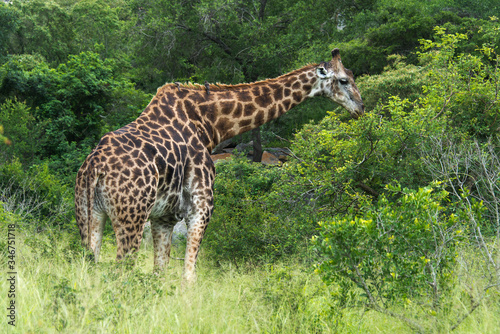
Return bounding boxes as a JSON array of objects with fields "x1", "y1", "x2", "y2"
[{"x1": 1, "y1": 0, "x2": 499, "y2": 332}]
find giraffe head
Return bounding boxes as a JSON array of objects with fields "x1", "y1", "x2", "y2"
[{"x1": 312, "y1": 48, "x2": 364, "y2": 119}]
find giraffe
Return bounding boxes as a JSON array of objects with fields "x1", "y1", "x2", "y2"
[{"x1": 75, "y1": 48, "x2": 364, "y2": 283}]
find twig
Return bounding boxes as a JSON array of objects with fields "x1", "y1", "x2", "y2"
[
  {"x1": 270, "y1": 132, "x2": 291, "y2": 143},
  {"x1": 449, "y1": 283, "x2": 500, "y2": 332},
  {"x1": 432, "y1": 91, "x2": 455, "y2": 120}
]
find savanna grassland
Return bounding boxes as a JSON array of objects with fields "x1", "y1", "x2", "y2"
[
  {"x1": 1, "y1": 221, "x2": 498, "y2": 333},
  {"x1": 1, "y1": 0, "x2": 500, "y2": 332}
]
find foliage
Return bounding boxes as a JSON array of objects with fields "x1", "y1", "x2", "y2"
[
  {"x1": 0, "y1": 2, "x2": 20, "y2": 60},
  {"x1": 356, "y1": 55, "x2": 429, "y2": 111},
  {"x1": 70, "y1": 0, "x2": 136, "y2": 63},
  {"x1": 5, "y1": 0, "x2": 135, "y2": 66},
  {"x1": 419, "y1": 24, "x2": 500, "y2": 139},
  {"x1": 204, "y1": 156, "x2": 284, "y2": 264},
  {"x1": 329, "y1": 0, "x2": 500, "y2": 76},
  {"x1": 0, "y1": 51, "x2": 149, "y2": 179},
  {"x1": 271, "y1": 97, "x2": 442, "y2": 221},
  {"x1": 9, "y1": 0, "x2": 76, "y2": 64},
  {"x1": 0, "y1": 98, "x2": 43, "y2": 164},
  {"x1": 130, "y1": 0, "x2": 357, "y2": 90},
  {"x1": 313, "y1": 183, "x2": 474, "y2": 332},
  {"x1": 0, "y1": 160, "x2": 73, "y2": 229}
]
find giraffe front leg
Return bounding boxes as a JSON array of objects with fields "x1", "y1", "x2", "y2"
[
  {"x1": 181, "y1": 151, "x2": 215, "y2": 285},
  {"x1": 182, "y1": 203, "x2": 212, "y2": 285},
  {"x1": 151, "y1": 218, "x2": 176, "y2": 271}
]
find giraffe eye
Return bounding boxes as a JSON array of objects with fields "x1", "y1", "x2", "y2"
[{"x1": 339, "y1": 78, "x2": 349, "y2": 85}]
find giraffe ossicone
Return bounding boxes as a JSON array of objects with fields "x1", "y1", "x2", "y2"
[{"x1": 75, "y1": 48, "x2": 364, "y2": 283}]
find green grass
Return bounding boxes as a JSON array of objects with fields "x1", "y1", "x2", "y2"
[{"x1": 1, "y1": 226, "x2": 499, "y2": 333}]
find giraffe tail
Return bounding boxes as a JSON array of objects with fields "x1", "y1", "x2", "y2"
[
  {"x1": 75, "y1": 165, "x2": 89, "y2": 248},
  {"x1": 75, "y1": 157, "x2": 104, "y2": 261},
  {"x1": 85, "y1": 167, "x2": 101, "y2": 249}
]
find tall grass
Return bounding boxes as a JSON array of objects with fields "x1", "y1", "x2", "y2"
[
  {"x1": 1, "y1": 228, "x2": 326, "y2": 333},
  {"x1": 1, "y1": 225, "x2": 499, "y2": 333}
]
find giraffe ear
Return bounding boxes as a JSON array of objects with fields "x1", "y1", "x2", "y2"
[{"x1": 316, "y1": 66, "x2": 331, "y2": 79}]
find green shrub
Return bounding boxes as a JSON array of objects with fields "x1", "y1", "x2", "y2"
[
  {"x1": 0, "y1": 98, "x2": 43, "y2": 164},
  {"x1": 419, "y1": 24, "x2": 500, "y2": 140},
  {"x1": 356, "y1": 55, "x2": 429, "y2": 111},
  {"x1": 270, "y1": 96, "x2": 444, "y2": 223},
  {"x1": 313, "y1": 182, "x2": 473, "y2": 332},
  {"x1": 203, "y1": 156, "x2": 283, "y2": 264},
  {"x1": 0, "y1": 51, "x2": 149, "y2": 179},
  {"x1": 0, "y1": 160, "x2": 73, "y2": 230}
]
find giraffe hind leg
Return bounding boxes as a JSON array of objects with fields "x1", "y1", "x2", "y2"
[{"x1": 111, "y1": 215, "x2": 147, "y2": 263}]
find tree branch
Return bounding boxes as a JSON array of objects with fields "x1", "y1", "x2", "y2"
[
  {"x1": 259, "y1": 0, "x2": 267, "y2": 21},
  {"x1": 356, "y1": 182, "x2": 379, "y2": 198}
]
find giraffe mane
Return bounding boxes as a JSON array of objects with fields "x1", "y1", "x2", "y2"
[{"x1": 162, "y1": 64, "x2": 319, "y2": 92}]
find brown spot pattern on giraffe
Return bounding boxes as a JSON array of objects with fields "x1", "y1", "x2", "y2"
[{"x1": 75, "y1": 55, "x2": 364, "y2": 284}]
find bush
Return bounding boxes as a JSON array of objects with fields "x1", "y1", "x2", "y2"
[
  {"x1": 0, "y1": 160, "x2": 73, "y2": 230},
  {"x1": 356, "y1": 55, "x2": 429, "y2": 111},
  {"x1": 0, "y1": 51, "x2": 149, "y2": 169},
  {"x1": 419, "y1": 24, "x2": 500, "y2": 140},
  {"x1": 0, "y1": 98, "x2": 43, "y2": 164},
  {"x1": 270, "y1": 96, "x2": 443, "y2": 223},
  {"x1": 203, "y1": 156, "x2": 284, "y2": 264},
  {"x1": 313, "y1": 182, "x2": 474, "y2": 332}
]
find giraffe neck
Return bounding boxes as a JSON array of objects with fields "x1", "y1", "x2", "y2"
[
  {"x1": 139, "y1": 64, "x2": 320, "y2": 150},
  {"x1": 208, "y1": 65, "x2": 319, "y2": 145}
]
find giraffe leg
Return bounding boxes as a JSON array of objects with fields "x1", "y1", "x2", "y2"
[
  {"x1": 108, "y1": 171, "x2": 157, "y2": 262},
  {"x1": 112, "y1": 217, "x2": 146, "y2": 261},
  {"x1": 151, "y1": 217, "x2": 176, "y2": 271},
  {"x1": 182, "y1": 196, "x2": 213, "y2": 284}
]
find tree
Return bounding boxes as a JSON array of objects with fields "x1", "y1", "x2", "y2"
[
  {"x1": 0, "y1": 51, "x2": 149, "y2": 180},
  {"x1": 313, "y1": 183, "x2": 471, "y2": 332},
  {"x1": 131, "y1": 0, "x2": 362, "y2": 158},
  {"x1": 0, "y1": 99, "x2": 42, "y2": 164},
  {"x1": 70, "y1": 0, "x2": 136, "y2": 65},
  {"x1": 10, "y1": 0, "x2": 76, "y2": 64},
  {"x1": 0, "y1": 2, "x2": 20, "y2": 60}
]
